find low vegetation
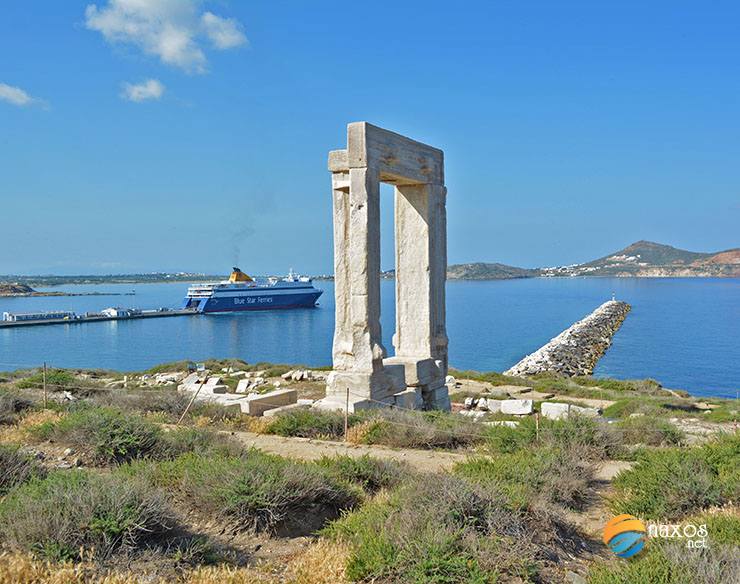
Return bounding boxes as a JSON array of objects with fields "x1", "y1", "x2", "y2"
[
  {"x1": 610, "y1": 433, "x2": 739, "y2": 520},
  {"x1": 0, "y1": 444, "x2": 45, "y2": 496},
  {"x1": 129, "y1": 450, "x2": 360, "y2": 536},
  {"x1": 324, "y1": 473, "x2": 568, "y2": 583},
  {"x1": 0, "y1": 361, "x2": 736, "y2": 582},
  {"x1": 0, "y1": 470, "x2": 174, "y2": 562}
]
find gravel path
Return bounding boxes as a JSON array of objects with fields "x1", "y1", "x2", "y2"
[{"x1": 223, "y1": 430, "x2": 468, "y2": 472}]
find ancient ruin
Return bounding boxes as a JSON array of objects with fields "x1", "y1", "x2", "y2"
[{"x1": 317, "y1": 122, "x2": 450, "y2": 412}]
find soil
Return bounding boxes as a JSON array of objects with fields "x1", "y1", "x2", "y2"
[{"x1": 225, "y1": 429, "x2": 467, "y2": 472}]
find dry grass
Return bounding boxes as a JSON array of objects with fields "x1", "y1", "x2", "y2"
[
  {"x1": 0, "y1": 410, "x2": 62, "y2": 444},
  {"x1": 0, "y1": 540, "x2": 350, "y2": 584},
  {"x1": 284, "y1": 539, "x2": 351, "y2": 584}
]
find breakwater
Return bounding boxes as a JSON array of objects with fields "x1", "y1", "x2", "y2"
[{"x1": 504, "y1": 300, "x2": 631, "y2": 377}]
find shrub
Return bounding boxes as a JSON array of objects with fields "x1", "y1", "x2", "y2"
[
  {"x1": 455, "y1": 444, "x2": 595, "y2": 511},
  {"x1": 352, "y1": 409, "x2": 484, "y2": 449},
  {"x1": 610, "y1": 433, "x2": 739, "y2": 520},
  {"x1": 485, "y1": 414, "x2": 621, "y2": 460},
  {"x1": 265, "y1": 408, "x2": 350, "y2": 439},
  {"x1": 324, "y1": 474, "x2": 545, "y2": 582},
  {"x1": 615, "y1": 416, "x2": 685, "y2": 446},
  {"x1": 136, "y1": 451, "x2": 359, "y2": 535},
  {"x1": 16, "y1": 369, "x2": 75, "y2": 389},
  {"x1": 0, "y1": 470, "x2": 173, "y2": 561},
  {"x1": 0, "y1": 445, "x2": 45, "y2": 496},
  {"x1": 0, "y1": 390, "x2": 33, "y2": 425},
  {"x1": 315, "y1": 455, "x2": 409, "y2": 494},
  {"x1": 588, "y1": 539, "x2": 739, "y2": 584},
  {"x1": 32, "y1": 407, "x2": 162, "y2": 464}
]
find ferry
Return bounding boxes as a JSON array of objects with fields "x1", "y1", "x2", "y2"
[{"x1": 182, "y1": 268, "x2": 323, "y2": 313}]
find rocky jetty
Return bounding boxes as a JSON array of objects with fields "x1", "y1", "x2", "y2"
[{"x1": 504, "y1": 300, "x2": 631, "y2": 377}]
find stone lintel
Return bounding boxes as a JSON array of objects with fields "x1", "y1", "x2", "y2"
[
  {"x1": 328, "y1": 149, "x2": 348, "y2": 172},
  {"x1": 347, "y1": 122, "x2": 444, "y2": 185}
]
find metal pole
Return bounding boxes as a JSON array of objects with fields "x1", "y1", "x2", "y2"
[
  {"x1": 42, "y1": 362, "x2": 47, "y2": 408},
  {"x1": 344, "y1": 388, "x2": 349, "y2": 441}
]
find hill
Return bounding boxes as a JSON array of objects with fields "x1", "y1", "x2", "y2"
[
  {"x1": 448, "y1": 241, "x2": 739, "y2": 279},
  {"x1": 544, "y1": 241, "x2": 740, "y2": 277},
  {"x1": 446, "y1": 262, "x2": 539, "y2": 280}
]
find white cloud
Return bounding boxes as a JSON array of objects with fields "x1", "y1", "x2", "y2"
[
  {"x1": 201, "y1": 12, "x2": 247, "y2": 49},
  {"x1": 0, "y1": 83, "x2": 43, "y2": 107},
  {"x1": 121, "y1": 78, "x2": 165, "y2": 102},
  {"x1": 85, "y1": 0, "x2": 247, "y2": 74}
]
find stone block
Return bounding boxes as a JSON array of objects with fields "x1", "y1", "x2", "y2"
[
  {"x1": 569, "y1": 404, "x2": 600, "y2": 417},
  {"x1": 236, "y1": 379, "x2": 251, "y2": 394},
  {"x1": 240, "y1": 389, "x2": 298, "y2": 417},
  {"x1": 392, "y1": 388, "x2": 422, "y2": 410},
  {"x1": 541, "y1": 402, "x2": 570, "y2": 420},
  {"x1": 501, "y1": 399, "x2": 533, "y2": 415},
  {"x1": 486, "y1": 399, "x2": 502, "y2": 413}
]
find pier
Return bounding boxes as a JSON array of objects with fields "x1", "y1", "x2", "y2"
[
  {"x1": 504, "y1": 300, "x2": 631, "y2": 377},
  {"x1": 0, "y1": 309, "x2": 198, "y2": 329}
]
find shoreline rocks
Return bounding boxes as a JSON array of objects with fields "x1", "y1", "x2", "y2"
[{"x1": 504, "y1": 300, "x2": 631, "y2": 377}]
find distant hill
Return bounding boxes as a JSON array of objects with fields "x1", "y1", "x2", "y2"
[
  {"x1": 546, "y1": 241, "x2": 740, "y2": 278},
  {"x1": 448, "y1": 241, "x2": 740, "y2": 279},
  {"x1": 446, "y1": 263, "x2": 539, "y2": 280}
]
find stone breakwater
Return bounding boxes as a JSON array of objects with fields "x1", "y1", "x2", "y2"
[{"x1": 504, "y1": 300, "x2": 631, "y2": 377}]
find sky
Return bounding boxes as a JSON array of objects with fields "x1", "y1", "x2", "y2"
[{"x1": 1, "y1": 0, "x2": 738, "y2": 275}]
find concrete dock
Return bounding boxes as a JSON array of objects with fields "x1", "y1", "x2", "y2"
[{"x1": 0, "y1": 309, "x2": 198, "y2": 329}]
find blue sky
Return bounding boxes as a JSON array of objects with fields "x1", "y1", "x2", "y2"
[{"x1": 1, "y1": 0, "x2": 738, "y2": 275}]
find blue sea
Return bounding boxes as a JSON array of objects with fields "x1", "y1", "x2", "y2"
[{"x1": 0, "y1": 278, "x2": 738, "y2": 398}]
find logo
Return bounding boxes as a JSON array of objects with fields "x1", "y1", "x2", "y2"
[{"x1": 603, "y1": 514, "x2": 647, "y2": 558}]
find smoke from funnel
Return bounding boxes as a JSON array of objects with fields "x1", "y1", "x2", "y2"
[{"x1": 231, "y1": 225, "x2": 255, "y2": 267}]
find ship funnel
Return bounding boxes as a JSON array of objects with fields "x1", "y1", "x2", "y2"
[{"x1": 229, "y1": 267, "x2": 253, "y2": 283}]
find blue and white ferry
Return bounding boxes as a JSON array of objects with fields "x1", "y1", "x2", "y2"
[{"x1": 182, "y1": 268, "x2": 323, "y2": 313}]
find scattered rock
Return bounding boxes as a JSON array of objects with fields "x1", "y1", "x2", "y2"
[{"x1": 500, "y1": 399, "x2": 533, "y2": 415}]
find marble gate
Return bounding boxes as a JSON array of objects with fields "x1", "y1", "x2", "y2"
[{"x1": 318, "y1": 122, "x2": 450, "y2": 412}]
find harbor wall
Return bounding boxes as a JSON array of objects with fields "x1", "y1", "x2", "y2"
[{"x1": 504, "y1": 300, "x2": 631, "y2": 377}]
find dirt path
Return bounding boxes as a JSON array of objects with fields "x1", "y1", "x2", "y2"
[
  {"x1": 565, "y1": 460, "x2": 634, "y2": 538},
  {"x1": 223, "y1": 430, "x2": 468, "y2": 472}
]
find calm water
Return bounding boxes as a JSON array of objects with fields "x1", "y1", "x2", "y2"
[{"x1": 0, "y1": 278, "x2": 738, "y2": 398}]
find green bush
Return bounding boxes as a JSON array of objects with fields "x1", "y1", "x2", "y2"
[
  {"x1": 0, "y1": 445, "x2": 45, "y2": 495},
  {"x1": 0, "y1": 470, "x2": 173, "y2": 561},
  {"x1": 455, "y1": 444, "x2": 594, "y2": 511},
  {"x1": 265, "y1": 408, "x2": 351, "y2": 439},
  {"x1": 16, "y1": 369, "x2": 75, "y2": 389},
  {"x1": 485, "y1": 414, "x2": 621, "y2": 460},
  {"x1": 32, "y1": 406, "x2": 162, "y2": 464},
  {"x1": 615, "y1": 416, "x2": 685, "y2": 446},
  {"x1": 315, "y1": 455, "x2": 409, "y2": 494},
  {"x1": 135, "y1": 451, "x2": 359, "y2": 535},
  {"x1": 324, "y1": 474, "x2": 544, "y2": 582},
  {"x1": 354, "y1": 409, "x2": 484, "y2": 450},
  {"x1": 588, "y1": 539, "x2": 738, "y2": 584},
  {"x1": 611, "y1": 433, "x2": 739, "y2": 520}
]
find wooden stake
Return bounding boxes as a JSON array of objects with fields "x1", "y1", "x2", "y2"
[
  {"x1": 177, "y1": 377, "x2": 207, "y2": 426},
  {"x1": 42, "y1": 362, "x2": 47, "y2": 408},
  {"x1": 344, "y1": 388, "x2": 349, "y2": 441},
  {"x1": 535, "y1": 412, "x2": 540, "y2": 442}
]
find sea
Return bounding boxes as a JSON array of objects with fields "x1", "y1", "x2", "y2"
[{"x1": 0, "y1": 278, "x2": 738, "y2": 399}]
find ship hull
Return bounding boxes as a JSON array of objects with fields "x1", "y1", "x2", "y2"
[{"x1": 183, "y1": 290, "x2": 322, "y2": 313}]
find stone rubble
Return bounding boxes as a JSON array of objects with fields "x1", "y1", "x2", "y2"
[{"x1": 504, "y1": 300, "x2": 631, "y2": 377}]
